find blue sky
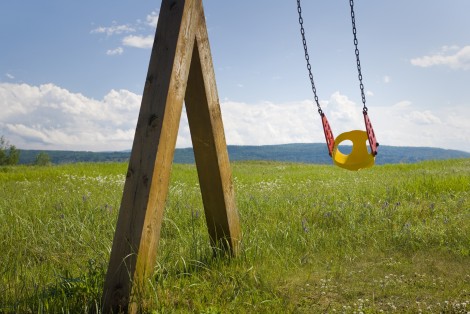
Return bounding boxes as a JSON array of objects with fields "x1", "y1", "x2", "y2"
[{"x1": 1, "y1": 0, "x2": 470, "y2": 153}]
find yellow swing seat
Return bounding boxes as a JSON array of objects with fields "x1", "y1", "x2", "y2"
[{"x1": 332, "y1": 130, "x2": 375, "y2": 171}]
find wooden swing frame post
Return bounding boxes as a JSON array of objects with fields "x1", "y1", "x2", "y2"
[{"x1": 102, "y1": 0, "x2": 241, "y2": 312}]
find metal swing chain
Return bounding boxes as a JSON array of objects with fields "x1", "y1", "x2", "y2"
[
  {"x1": 349, "y1": 0, "x2": 368, "y2": 113},
  {"x1": 350, "y1": 0, "x2": 378, "y2": 156},
  {"x1": 297, "y1": 0, "x2": 377, "y2": 158},
  {"x1": 296, "y1": 0, "x2": 323, "y2": 116}
]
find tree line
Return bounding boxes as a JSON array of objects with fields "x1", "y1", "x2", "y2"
[
  {"x1": 0, "y1": 136, "x2": 51, "y2": 166},
  {"x1": 0, "y1": 136, "x2": 19, "y2": 165}
]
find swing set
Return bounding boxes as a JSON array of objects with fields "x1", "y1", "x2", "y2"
[
  {"x1": 297, "y1": 0, "x2": 379, "y2": 171},
  {"x1": 102, "y1": 1, "x2": 378, "y2": 312}
]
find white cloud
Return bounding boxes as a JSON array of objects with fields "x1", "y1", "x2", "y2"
[
  {"x1": 146, "y1": 11, "x2": 159, "y2": 28},
  {"x1": 411, "y1": 45, "x2": 470, "y2": 70},
  {"x1": 405, "y1": 110, "x2": 442, "y2": 125},
  {"x1": 106, "y1": 47, "x2": 124, "y2": 56},
  {"x1": 1, "y1": 83, "x2": 469, "y2": 153},
  {"x1": 327, "y1": 91, "x2": 363, "y2": 132},
  {"x1": 5, "y1": 73, "x2": 14, "y2": 79},
  {"x1": 393, "y1": 100, "x2": 412, "y2": 109},
  {"x1": 372, "y1": 102, "x2": 470, "y2": 152},
  {"x1": 218, "y1": 95, "x2": 470, "y2": 153},
  {"x1": 91, "y1": 23, "x2": 135, "y2": 36},
  {"x1": 92, "y1": 10, "x2": 158, "y2": 52},
  {"x1": 220, "y1": 100, "x2": 318, "y2": 146},
  {"x1": 122, "y1": 35, "x2": 154, "y2": 49},
  {"x1": 383, "y1": 75, "x2": 391, "y2": 83},
  {"x1": 441, "y1": 45, "x2": 460, "y2": 53},
  {"x1": 219, "y1": 93, "x2": 365, "y2": 147},
  {"x1": 0, "y1": 83, "x2": 140, "y2": 151}
]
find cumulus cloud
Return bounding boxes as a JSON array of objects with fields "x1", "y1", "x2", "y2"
[
  {"x1": 1, "y1": 83, "x2": 469, "y2": 152},
  {"x1": 328, "y1": 92, "x2": 363, "y2": 129},
  {"x1": 5, "y1": 73, "x2": 15, "y2": 79},
  {"x1": 411, "y1": 45, "x2": 470, "y2": 70},
  {"x1": 0, "y1": 83, "x2": 140, "y2": 151},
  {"x1": 372, "y1": 102, "x2": 469, "y2": 152},
  {"x1": 220, "y1": 100, "x2": 318, "y2": 146},
  {"x1": 405, "y1": 110, "x2": 442, "y2": 125},
  {"x1": 219, "y1": 95, "x2": 470, "y2": 152},
  {"x1": 122, "y1": 35, "x2": 154, "y2": 49}
]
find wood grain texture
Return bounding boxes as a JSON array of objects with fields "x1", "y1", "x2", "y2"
[
  {"x1": 102, "y1": 0, "x2": 241, "y2": 312},
  {"x1": 185, "y1": 9, "x2": 241, "y2": 254},
  {"x1": 102, "y1": 0, "x2": 197, "y2": 312}
]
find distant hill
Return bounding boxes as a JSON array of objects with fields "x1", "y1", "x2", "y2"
[
  {"x1": 175, "y1": 144, "x2": 470, "y2": 164},
  {"x1": 18, "y1": 143, "x2": 470, "y2": 165},
  {"x1": 18, "y1": 150, "x2": 130, "y2": 165}
]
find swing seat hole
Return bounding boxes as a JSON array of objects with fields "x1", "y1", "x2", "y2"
[
  {"x1": 336, "y1": 140, "x2": 353, "y2": 155},
  {"x1": 332, "y1": 130, "x2": 375, "y2": 171}
]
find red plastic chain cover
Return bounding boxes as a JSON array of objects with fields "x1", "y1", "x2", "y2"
[
  {"x1": 363, "y1": 111, "x2": 378, "y2": 156},
  {"x1": 321, "y1": 114, "x2": 335, "y2": 156}
]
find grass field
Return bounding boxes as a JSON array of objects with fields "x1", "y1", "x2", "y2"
[{"x1": 1, "y1": 159, "x2": 469, "y2": 313}]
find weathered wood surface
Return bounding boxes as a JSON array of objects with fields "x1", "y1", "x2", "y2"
[
  {"x1": 185, "y1": 7, "x2": 241, "y2": 255},
  {"x1": 102, "y1": 0, "x2": 240, "y2": 312}
]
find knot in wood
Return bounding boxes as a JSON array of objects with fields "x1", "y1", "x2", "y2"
[
  {"x1": 148, "y1": 114, "x2": 159, "y2": 128},
  {"x1": 142, "y1": 174, "x2": 149, "y2": 187}
]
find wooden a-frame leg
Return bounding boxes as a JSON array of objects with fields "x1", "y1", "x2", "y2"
[
  {"x1": 102, "y1": 0, "x2": 241, "y2": 312},
  {"x1": 185, "y1": 8, "x2": 241, "y2": 255}
]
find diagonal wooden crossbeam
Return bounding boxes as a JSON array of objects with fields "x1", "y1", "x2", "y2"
[{"x1": 102, "y1": 0, "x2": 241, "y2": 312}]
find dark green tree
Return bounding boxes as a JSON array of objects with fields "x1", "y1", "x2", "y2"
[
  {"x1": 0, "y1": 136, "x2": 20, "y2": 165},
  {"x1": 0, "y1": 144, "x2": 5, "y2": 165},
  {"x1": 7, "y1": 145, "x2": 20, "y2": 165},
  {"x1": 34, "y1": 152, "x2": 52, "y2": 166}
]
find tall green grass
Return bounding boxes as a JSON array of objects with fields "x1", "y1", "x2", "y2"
[{"x1": 1, "y1": 159, "x2": 469, "y2": 313}]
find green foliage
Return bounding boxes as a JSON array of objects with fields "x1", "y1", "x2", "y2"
[
  {"x1": 0, "y1": 159, "x2": 469, "y2": 313},
  {"x1": 34, "y1": 152, "x2": 52, "y2": 166},
  {"x1": 40, "y1": 259, "x2": 105, "y2": 312},
  {"x1": 0, "y1": 136, "x2": 20, "y2": 165},
  {"x1": 18, "y1": 149, "x2": 130, "y2": 164}
]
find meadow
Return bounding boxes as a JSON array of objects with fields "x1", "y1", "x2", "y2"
[{"x1": 0, "y1": 159, "x2": 469, "y2": 313}]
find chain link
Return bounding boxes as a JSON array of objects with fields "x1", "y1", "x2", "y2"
[
  {"x1": 297, "y1": 0, "x2": 323, "y2": 115},
  {"x1": 349, "y1": 0, "x2": 368, "y2": 113},
  {"x1": 298, "y1": 0, "x2": 368, "y2": 114}
]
